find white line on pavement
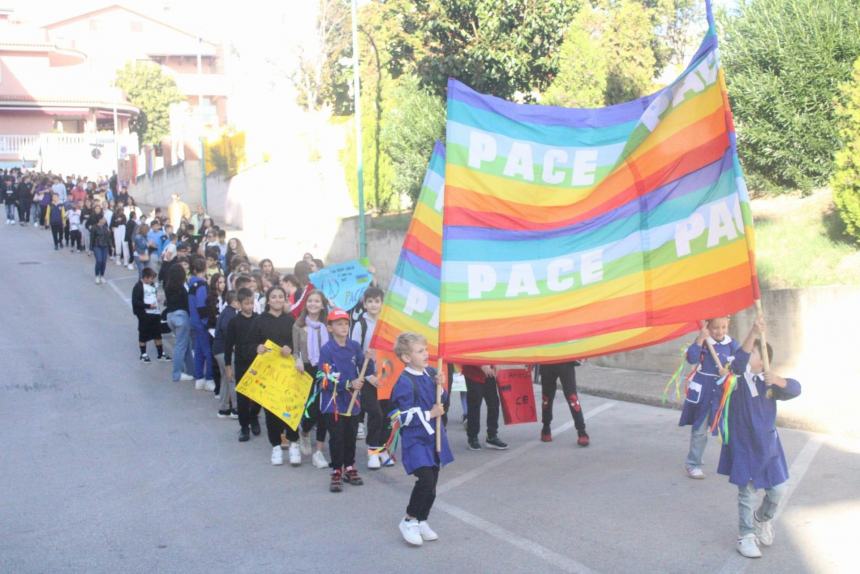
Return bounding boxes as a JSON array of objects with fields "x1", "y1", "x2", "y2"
[
  {"x1": 438, "y1": 400, "x2": 616, "y2": 495},
  {"x1": 105, "y1": 277, "x2": 131, "y2": 305},
  {"x1": 715, "y1": 434, "x2": 824, "y2": 574},
  {"x1": 435, "y1": 500, "x2": 598, "y2": 574}
]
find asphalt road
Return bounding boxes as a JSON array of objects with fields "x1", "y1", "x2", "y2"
[{"x1": 1, "y1": 223, "x2": 857, "y2": 574}]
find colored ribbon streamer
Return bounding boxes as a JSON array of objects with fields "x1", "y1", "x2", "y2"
[{"x1": 662, "y1": 346, "x2": 696, "y2": 404}]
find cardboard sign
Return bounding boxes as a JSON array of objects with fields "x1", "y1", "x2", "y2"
[
  {"x1": 309, "y1": 260, "x2": 373, "y2": 311},
  {"x1": 236, "y1": 340, "x2": 314, "y2": 430},
  {"x1": 497, "y1": 367, "x2": 537, "y2": 425}
]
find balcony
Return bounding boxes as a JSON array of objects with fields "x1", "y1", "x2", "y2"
[{"x1": 0, "y1": 133, "x2": 140, "y2": 176}]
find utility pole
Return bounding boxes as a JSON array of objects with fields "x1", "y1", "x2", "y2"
[{"x1": 351, "y1": 0, "x2": 366, "y2": 259}]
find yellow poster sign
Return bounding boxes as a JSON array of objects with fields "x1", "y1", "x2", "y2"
[{"x1": 236, "y1": 340, "x2": 314, "y2": 431}]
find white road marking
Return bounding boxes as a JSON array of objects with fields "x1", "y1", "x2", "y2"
[
  {"x1": 105, "y1": 277, "x2": 131, "y2": 305},
  {"x1": 435, "y1": 500, "x2": 598, "y2": 574},
  {"x1": 715, "y1": 434, "x2": 824, "y2": 574},
  {"x1": 438, "y1": 401, "x2": 616, "y2": 495}
]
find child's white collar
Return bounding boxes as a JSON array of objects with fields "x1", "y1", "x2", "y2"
[
  {"x1": 707, "y1": 335, "x2": 732, "y2": 346},
  {"x1": 405, "y1": 366, "x2": 425, "y2": 376}
]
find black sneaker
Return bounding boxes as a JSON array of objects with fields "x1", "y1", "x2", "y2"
[
  {"x1": 238, "y1": 428, "x2": 250, "y2": 442},
  {"x1": 467, "y1": 438, "x2": 482, "y2": 451},
  {"x1": 250, "y1": 419, "x2": 261, "y2": 436},
  {"x1": 486, "y1": 436, "x2": 509, "y2": 450},
  {"x1": 217, "y1": 409, "x2": 231, "y2": 418},
  {"x1": 159, "y1": 353, "x2": 171, "y2": 362},
  {"x1": 139, "y1": 354, "x2": 152, "y2": 363}
]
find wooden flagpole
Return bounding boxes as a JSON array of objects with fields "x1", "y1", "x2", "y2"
[
  {"x1": 435, "y1": 358, "x2": 443, "y2": 453},
  {"x1": 346, "y1": 356, "x2": 370, "y2": 415}
]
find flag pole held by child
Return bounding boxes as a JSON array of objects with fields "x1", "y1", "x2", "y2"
[
  {"x1": 701, "y1": 320, "x2": 724, "y2": 370},
  {"x1": 346, "y1": 356, "x2": 370, "y2": 415},
  {"x1": 436, "y1": 358, "x2": 443, "y2": 453}
]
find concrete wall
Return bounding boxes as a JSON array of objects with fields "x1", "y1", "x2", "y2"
[{"x1": 132, "y1": 160, "x2": 202, "y2": 211}]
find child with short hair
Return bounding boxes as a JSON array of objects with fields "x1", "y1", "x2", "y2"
[
  {"x1": 318, "y1": 308, "x2": 375, "y2": 492},
  {"x1": 679, "y1": 316, "x2": 740, "y2": 479},
  {"x1": 719, "y1": 315, "x2": 801, "y2": 559},
  {"x1": 351, "y1": 287, "x2": 391, "y2": 469},
  {"x1": 131, "y1": 268, "x2": 169, "y2": 363},
  {"x1": 391, "y1": 332, "x2": 453, "y2": 546},
  {"x1": 45, "y1": 195, "x2": 65, "y2": 250},
  {"x1": 224, "y1": 288, "x2": 261, "y2": 442},
  {"x1": 188, "y1": 257, "x2": 214, "y2": 391},
  {"x1": 213, "y1": 290, "x2": 239, "y2": 419}
]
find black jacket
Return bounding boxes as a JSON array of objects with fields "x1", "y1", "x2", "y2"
[
  {"x1": 252, "y1": 312, "x2": 295, "y2": 349},
  {"x1": 91, "y1": 223, "x2": 112, "y2": 248},
  {"x1": 224, "y1": 312, "x2": 258, "y2": 369}
]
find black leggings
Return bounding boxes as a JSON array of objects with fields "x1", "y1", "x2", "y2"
[
  {"x1": 70, "y1": 230, "x2": 82, "y2": 251},
  {"x1": 361, "y1": 382, "x2": 391, "y2": 448},
  {"x1": 407, "y1": 466, "x2": 439, "y2": 521},
  {"x1": 466, "y1": 376, "x2": 500, "y2": 440},
  {"x1": 539, "y1": 362, "x2": 586, "y2": 431}
]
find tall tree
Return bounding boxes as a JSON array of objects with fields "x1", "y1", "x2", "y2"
[
  {"x1": 393, "y1": 0, "x2": 582, "y2": 101},
  {"x1": 721, "y1": 0, "x2": 860, "y2": 193},
  {"x1": 115, "y1": 61, "x2": 184, "y2": 146}
]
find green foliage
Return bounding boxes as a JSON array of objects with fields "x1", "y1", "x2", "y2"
[
  {"x1": 115, "y1": 61, "x2": 184, "y2": 146},
  {"x1": 381, "y1": 74, "x2": 446, "y2": 208},
  {"x1": 542, "y1": 10, "x2": 608, "y2": 108},
  {"x1": 545, "y1": 0, "x2": 693, "y2": 108},
  {"x1": 720, "y1": 0, "x2": 860, "y2": 194},
  {"x1": 341, "y1": 76, "x2": 398, "y2": 213},
  {"x1": 396, "y1": 0, "x2": 583, "y2": 101},
  {"x1": 294, "y1": 0, "x2": 353, "y2": 114},
  {"x1": 205, "y1": 128, "x2": 246, "y2": 178},
  {"x1": 832, "y1": 57, "x2": 860, "y2": 243}
]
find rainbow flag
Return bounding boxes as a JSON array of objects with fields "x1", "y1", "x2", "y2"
[
  {"x1": 370, "y1": 141, "x2": 445, "y2": 359},
  {"x1": 439, "y1": 22, "x2": 759, "y2": 363}
]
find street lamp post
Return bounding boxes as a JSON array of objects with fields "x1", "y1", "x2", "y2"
[{"x1": 350, "y1": 0, "x2": 366, "y2": 259}]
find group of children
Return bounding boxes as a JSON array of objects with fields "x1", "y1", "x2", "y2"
[{"x1": 678, "y1": 314, "x2": 801, "y2": 559}]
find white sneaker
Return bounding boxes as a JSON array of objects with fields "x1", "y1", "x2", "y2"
[
  {"x1": 312, "y1": 450, "x2": 329, "y2": 469},
  {"x1": 755, "y1": 514, "x2": 774, "y2": 547},
  {"x1": 179, "y1": 373, "x2": 194, "y2": 381},
  {"x1": 299, "y1": 432, "x2": 312, "y2": 456},
  {"x1": 736, "y1": 533, "x2": 762, "y2": 558},
  {"x1": 381, "y1": 451, "x2": 395, "y2": 467},
  {"x1": 289, "y1": 443, "x2": 301, "y2": 466},
  {"x1": 195, "y1": 378, "x2": 206, "y2": 390},
  {"x1": 367, "y1": 453, "x2": 381, "y2": 470},
  {"x1": 418, "y1": 521, "x2": 439, "y2": 541},
  {"x1": 204, "y1": 379, "x2": 216, "y2": 391},
  {"x1": 271, "y1": 445, "x2": 283, "y2": 465},
  {"x1": 399, "y1": 518, "x2": 423, "y2": 546},
  {"x1": 357, "y1": 422, "x2": 366, "y2": 440},
  {"x1": 115, "y1": 259, "x2": 122, "y2": 266},
  {"x1": 686, "y1": 466, "x2": 705, "y2": 479},
  {"x1": 95, "y1": 277, "x2": 100, "y2": 284},
  {"x1": 127, "y1": 263, "x2": 134, "y2": 270}
]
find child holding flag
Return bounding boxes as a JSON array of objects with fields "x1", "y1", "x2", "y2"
[
  {"x1": 318, "y1": 308, "x2": 376, "y2": 492},
  {"x1": 390, "y1": 332, "x2": 453, "y2": 546},
  {"x1": 679, "y1": 317, "x2": 739, "y2": 479},
  {"x1": 718, "y1": 315, "x2": 801, "y2": 559}
]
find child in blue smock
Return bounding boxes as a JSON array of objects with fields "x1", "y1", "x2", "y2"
[
  {"x1": 318, "y1": 308, "x2": 376, "y2": 493},
  {"x1": 679, "y1": 316, "x2": 740, "y2": 479},
  {"x1": 390, "y1": 332, "x2": 453, "y2": 547},
  {"x1": 719, "y1": 315, "x2": 801, "y2": 559}
]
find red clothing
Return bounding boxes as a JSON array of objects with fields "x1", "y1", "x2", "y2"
[
  {"x1": 289, "y1": 282, "x2": 315, "y2": 318},
  {"x1": 71, "y1": 187, "x2": 87, "y2": 203},
  {"x1": 461, "y1": 364, "x2": 489, "y2": 385}
]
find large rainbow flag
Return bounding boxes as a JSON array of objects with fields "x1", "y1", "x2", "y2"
[
  {"x1": 369, "y1": 142, "x2": 445, "y2": 395},
  {"x1": 438, "y1": 20, "x2": 759, "y2": 363}
]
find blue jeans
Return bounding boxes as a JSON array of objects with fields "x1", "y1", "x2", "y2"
[
  {"x1": 5, "y1": 203, "x2": 16, "y2": 221},
  {"x1": 167, "y1": 310, "x2": 191, "y2": 381},
  {"x1": 738, "y1": 481, "x2": 786, "y2": 536},
  {"x1": 685, "y1": 419, "x2": 709, "y2": 469},
  {"x1": 191, "y1": 325, "x2": 213, "y2": 380},
  {"x1": 93, "y1": 246, "x2": 108, "y2": 277}
]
